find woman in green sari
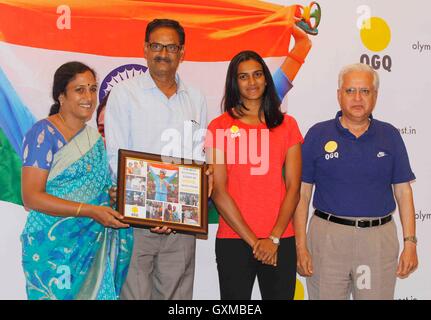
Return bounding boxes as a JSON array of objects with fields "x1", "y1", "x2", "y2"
[{"x1": 20, "y1": 62, "x2": 133, "y2": 300}]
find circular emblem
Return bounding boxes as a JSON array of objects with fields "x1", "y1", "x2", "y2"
[
  {"x1": 324, "y1": 141, "x2": 338, "y2": 153},
  {"x1": 99, "y1": 64, "x2": 148, "y2": 102},
  {"x1": 230, "y1": 125, "x2": 239, "y2": 134},
  {"x1": 360, "y1": 17, "x2": 391, "y2": 52}
]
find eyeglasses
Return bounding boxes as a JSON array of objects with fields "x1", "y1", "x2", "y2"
[
  {"x1": 343, "y1": 87, "x2": 374, "y2": 96},
  {"x1": 147, "y1": 42, "x2": 182, "y2": 53}
]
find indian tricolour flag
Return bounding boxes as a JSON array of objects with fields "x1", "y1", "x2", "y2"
[{"x1": 0, "y1": 0, "x2": 298, "y2": 217}]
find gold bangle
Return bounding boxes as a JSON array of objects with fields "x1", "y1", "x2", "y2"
[{"x1": 76, "y1": 203, "x2": 84, "y2": 217}]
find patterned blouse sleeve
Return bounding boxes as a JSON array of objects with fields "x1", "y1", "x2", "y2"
[{"x1": 21, "y1": 121, "x2": 62, "y2": 170}]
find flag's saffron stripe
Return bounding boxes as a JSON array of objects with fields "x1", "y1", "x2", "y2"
[{"x1": 0, "y1": 0, "x2": 295, "y2": 61}]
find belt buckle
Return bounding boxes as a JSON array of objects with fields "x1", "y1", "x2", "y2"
[{"x1": 355, "y1": 219, "x2": 369, "y2": 228}]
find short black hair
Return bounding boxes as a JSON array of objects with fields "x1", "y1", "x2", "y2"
[
  {"x1": 145, "y1": 19, "x2": 185, "y2": 45},
  {"x1": 222, "y1": 50, "x2": 284, "y2": 129}
]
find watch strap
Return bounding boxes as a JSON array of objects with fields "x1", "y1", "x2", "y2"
[{"x1": 403, "y1": 236, "x2": 418, "y2": 244}]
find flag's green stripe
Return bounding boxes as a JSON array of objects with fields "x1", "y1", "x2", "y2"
[
  {"x1": 208, "y1": 200, "x2": 219, "y2": 224},
  {"x1": 0, "y1": 128, "x2": 22, "y2": 205}
]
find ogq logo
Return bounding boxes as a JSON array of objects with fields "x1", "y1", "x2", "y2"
[{"x1": 357, "y1": 6, "x2": 392, "y2": 72}]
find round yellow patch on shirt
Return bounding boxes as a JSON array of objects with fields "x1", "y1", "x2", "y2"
[
  {"x1": 230, "y1": 125, "x2": 239, "y2": 134},
  {"x1": 324, "y1": 141, "x2": 338, "y2": 153}
]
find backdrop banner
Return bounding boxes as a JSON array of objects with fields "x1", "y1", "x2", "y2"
[{"x1": 0, "y1": 0, "x2": 429, "y2": 300}]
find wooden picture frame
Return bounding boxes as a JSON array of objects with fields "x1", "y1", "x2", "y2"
[{"x1": 117, "y1": 149, "x2": 208, "y2": 235}]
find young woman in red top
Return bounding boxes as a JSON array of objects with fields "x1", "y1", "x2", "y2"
[{"x1": 206, "y1": 50, "x2": 303, "y2": 300}]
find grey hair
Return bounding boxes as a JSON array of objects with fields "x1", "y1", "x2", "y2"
[{"x1": 338, "y1": 63, "x2": 379, "y2": 90}]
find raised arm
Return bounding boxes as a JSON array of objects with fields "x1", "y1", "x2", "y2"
[
  {"x1": 148, "y1": 166, "x2": 157, "y2": 180},
  {"x1": 280, "y1": 24, "x2": 312, "y2": 83},
  {"x1": 165, "y1": 171, "x2": 177, "y2": 183},
  {"x1": 273, "y1": 24, "x2": 312, "y2": 103}
]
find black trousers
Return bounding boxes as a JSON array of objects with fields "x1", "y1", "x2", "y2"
[{"x1": 215, "y1": 237, "x2": 297, "y2": 300}]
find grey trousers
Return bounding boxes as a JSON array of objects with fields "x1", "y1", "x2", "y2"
[
  {"x1": 306, "y1": 214, "x2": 399, "y2": 300},
  {"x1": 121, "y1": 228, "x2": 196, "y2": 300}
]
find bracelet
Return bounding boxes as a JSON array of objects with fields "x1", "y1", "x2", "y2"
[
  {"x1": 287, "y1": 52, "x2": 305, "y2": 64},
  {"x1": 76, "y1": 202, "x2": 84, "y2": 217},
  {"x1": 403, "y1": 236, "x2": 418, "y2": 244}
]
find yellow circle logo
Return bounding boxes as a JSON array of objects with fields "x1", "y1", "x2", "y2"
[
  {"x1": 324, "y1": 141, "x2": 338, "y2": 153},
  {"x1": 230, "y1": 125, "x2": 239, "y2": 134},
  {"x1": 360, "y1": 17, "x2": 391, "y2": 52},
  {"x1": 132, "y1": 206, "x2": 138, "y2": 214},
  {"x1": 294, "y1": 279, "x2": 305, "y2": 300}
]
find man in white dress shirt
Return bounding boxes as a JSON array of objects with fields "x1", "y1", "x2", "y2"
[{"x1": 105, "y1": 18, "x2": 207, "y2": 300}]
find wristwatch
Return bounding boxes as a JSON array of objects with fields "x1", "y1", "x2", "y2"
[
  {"x1": 403, "y1": 236, "x2": 418, "y2": 244},
  {"x1": 269, "y1": 235, "x2": 280, "y2": 246}
]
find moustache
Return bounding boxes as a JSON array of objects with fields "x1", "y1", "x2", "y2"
[{"x1": 154, "y1": 56, "x2": 171, "y2": 63}]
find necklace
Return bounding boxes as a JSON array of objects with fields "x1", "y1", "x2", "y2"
[{"x1": 58, "y1": 113, "x2": 92, "y2": 172}]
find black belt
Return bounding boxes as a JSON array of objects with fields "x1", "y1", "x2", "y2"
[{"x1": 314, "y1": 209, "x2": 392, "y2": 228}]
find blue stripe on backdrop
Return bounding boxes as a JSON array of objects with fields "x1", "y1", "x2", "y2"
[{"x1": 0, "y1": 67, "x2": 36, "y2": 155}]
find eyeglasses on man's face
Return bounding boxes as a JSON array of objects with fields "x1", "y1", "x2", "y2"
[
  {"x1": 147, "y1": 42, "x2": 182, "y2": 53},
  {"x1": 342, "y1": 87, "x2": 375, "y2": 97}
]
